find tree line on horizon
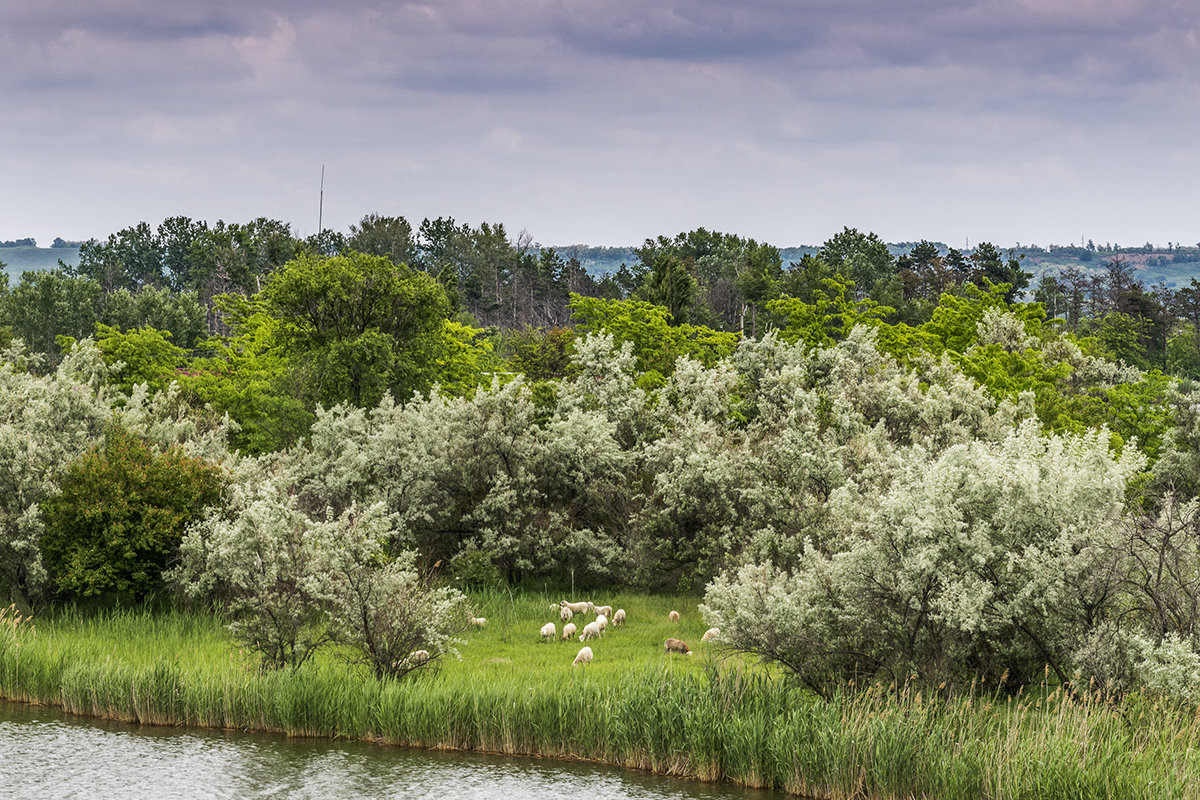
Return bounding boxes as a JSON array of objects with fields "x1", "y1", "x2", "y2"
[{"x1": 3, "y1": 212, "x2": 1198, "y2": 371}]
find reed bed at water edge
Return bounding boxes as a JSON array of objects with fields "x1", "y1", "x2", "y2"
[{"x1": 2, "y1": 596, "x2": 1199, "y2": 799}]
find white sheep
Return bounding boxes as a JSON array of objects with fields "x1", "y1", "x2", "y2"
[
  {"x1": 407, "y1": 649, "x2": 432, "y2": 666},
  {"x1": 561, "y1": 600, "x2": 592, "y2": 615},
  {"x1": 470, "y1": 617, "x2": 487, "y2": 629},
  {"x1": 593, "y1": 604, "x2": 613, "y2": 618},
  {"x1": 701, "y1": 627, "x2": 720, "y2": 643},
  {"x1": 596, "y1": 614, "x2": 608, "y2": 634},
  {"x1": 612, "y1": 608, "x2": 626, "y2": 627},
  {"x1": 572, "y1": 646, "x2": 594, "y2": 666},
  {"x1": 540, "y1": 622, "x2": 556, "y2": 641},
  {"x1": 560, "y1": 605, "x2": 574, "y2": 623},
  {"x1": 668, "y1": 610, "x2": 680, "y2": 622},
  {"x1": 579, "y1": 621, "x2": 602, "y2": 641},
  {"x1": 561, "y1": 622, "x2": 577, "y2": 640}
]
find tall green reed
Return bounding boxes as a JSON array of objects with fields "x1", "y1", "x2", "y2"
[{"x1": 3, "y1": 599, "x2": 1199, "y2": 799}]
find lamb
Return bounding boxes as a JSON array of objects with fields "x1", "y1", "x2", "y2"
[
  {"x1": 668, "y1": 610, "x2": 680, "y2": 622},
  {"x1": 572, "y1": 646, "x2": 594, "y2": 666},
  {"x1": 560, "y1": 605, "x2": 574, "y2": 623},
  {"x1": 664, "y1": 638, "x2": 692, "y2": 655},
  {"x1": 593, "y1": 604, "x2": 613, "y2": 618},
  {"x1": 408, "y1": 649, "x2": 431, "y2": 665},
  {"x1": 470, "y1": 617, "x2": 487, "y2": 629},
  {"x1": 561, "y1": 622, "x2": 577, "y2": 640},
  {"x1": 561, "y1": 600, "x2": 593, "y2": 615},
  {"x1": 579, "y1": 621, "x2": 602, "y2": 641},
  {"x1": 701, "y1": 627, "x2": 720, "y2": 643},
  {"x1": 612, "y1": 608, "x2": 626, "y2": 627},
  {"x1": 596, "y1": 614, "x2": 608, "y2": 633},
  {"x1": 540, "y1": 622, "x2": 556, "y2": 641}
]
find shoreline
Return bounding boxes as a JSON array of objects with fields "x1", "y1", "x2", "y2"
[
  {"x1": 0, "y1": 688, "x2": 769, "y2": 794},
  {"x1": 4, "y1": 605, "x2": 1199, "y2": 800}
]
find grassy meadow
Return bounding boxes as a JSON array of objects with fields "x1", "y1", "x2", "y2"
[{"x1": 3, "y1": 594, "x2": 1200, "y2": 799}]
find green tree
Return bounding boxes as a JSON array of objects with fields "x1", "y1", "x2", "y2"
[
  {"x1": 41, "y1": 424, "x2": 224, "y2": 600},
  {"x1": 347, "y1": 213, "x2": 418, "y2": 266},
  {"x1": 633, "y1": 251, "x2": 697, "y2": 325},
  {"x1": 99, "y1": 286, "x2": 206, "y2": 350},
  {"x1": 71, "y1": 222, "x2": 162, "y2": 293},
  {"x1": 768, "y1": 275, "x2": 892, "y2": 350},
  {"x1": 179, "y1": 302, "x2": 316, "y2": 454},
  {"x1": 502, "y1": 326, "x2": 576, "y2": 381},
  {"x1": 0, "y1": 270, "x2": 102, "y2": 365},
  {"x1": 569, "y1": 294, "x2": 737, "y2": 378},
  {"x1": 817, "y1": 227, "x2": 894, "y2": 301},
  {"x1": 94, "y1": 324, "x2": 187, "y2": 396},
  {"x1": 260, "y1": 250, "x2": 452, "y2": 408},
  {"x1": 969, "y1": 243, "x2": 1031, "y2": 302}
]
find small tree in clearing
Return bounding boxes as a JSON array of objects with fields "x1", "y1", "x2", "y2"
[{"x1": 41, "y1": 424, "x2": 223, "y2": 600}]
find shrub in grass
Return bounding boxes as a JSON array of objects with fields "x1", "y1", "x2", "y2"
[
  {"x1": 41, "y1": 423, "x2": 224, "y2": 601},
  {"x1": 322, "y1": 503, "x2": 467, "y2": 679},
  {"x1": 177, "y1": 477, "x2": 466, "y2": 676},
  {"x1": 175, "y1": 473, "x2": 336, "y2": 671}
]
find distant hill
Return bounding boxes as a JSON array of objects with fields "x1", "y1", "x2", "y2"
[
  {"x1": 5, "y1": 240, "x2": 1200, "y2": 292},
  {"x1": 551, "y1": 244, "x2": 823, "y2": 277},
  {"x1": 1017, "y1": 248, "x2": 1200, "y2": 290},
  {"x1": 0, "y1": 245, "x2": 81, "y2": 284}
]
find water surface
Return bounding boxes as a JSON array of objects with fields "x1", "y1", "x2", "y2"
[{"x1": 0, "y1": 700, "x2": 783, "y2": 800}]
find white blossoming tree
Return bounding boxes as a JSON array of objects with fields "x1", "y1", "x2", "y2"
[
  {"x1": 0, "y1": 342, "x2": 114, "y2": 607},
  {"x1": 703, "y1": 421, "x2": 1146, "y2": 693}
]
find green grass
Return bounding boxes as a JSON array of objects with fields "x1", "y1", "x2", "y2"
[{"x1": 3, "y1": 595, "x2": 1200, "y2": 799}]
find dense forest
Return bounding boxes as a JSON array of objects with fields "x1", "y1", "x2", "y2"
[{"x1": 3, "y1": 213, "x2": 1200, "y2": 698}]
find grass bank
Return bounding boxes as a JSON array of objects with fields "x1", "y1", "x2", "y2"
[{"x1": 2, "y1": 595, "x2": 1199, "y2": 799}]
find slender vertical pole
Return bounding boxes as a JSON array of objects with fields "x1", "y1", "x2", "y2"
[{"x1": 318, "y1": 165, "x2": 325, "y2": 234}]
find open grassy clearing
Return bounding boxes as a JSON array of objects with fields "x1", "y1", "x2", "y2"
[{"x1": 446, "y1": 589, "x2": 726, "y2": 679}]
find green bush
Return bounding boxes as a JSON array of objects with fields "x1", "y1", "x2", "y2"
[{"x1": 41, "y1": 424, "x2": 224, "y2": 600}]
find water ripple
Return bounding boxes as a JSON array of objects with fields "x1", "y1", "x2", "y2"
[{"x1": 0, "y1": 703, "x2": 779, "y2": 800}]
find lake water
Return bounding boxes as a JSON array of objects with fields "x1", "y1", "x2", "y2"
[{"x1": 0, "y1": 700, "x2": 784, "y2": 800}]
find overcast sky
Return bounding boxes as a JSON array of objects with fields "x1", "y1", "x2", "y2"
[{"x1": 4, "y1": 1, "x2": 1199, "y2": 250}]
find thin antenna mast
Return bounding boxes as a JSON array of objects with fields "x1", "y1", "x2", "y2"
[{"x1": 318, "y1": 165, "x2": 325, "y2": 234}]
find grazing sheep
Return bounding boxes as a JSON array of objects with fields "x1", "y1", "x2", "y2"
[
  {"x1": 560, "y1": 605, "x2": 574, "y2": 623},
  {"x1": 580, "y1": 621, "x2": 602, "y2": 641},
  {"x1": 408, "y1": 649, "x2": 432, "y2": 666},
  {"x1": 593, "y1": 604, "x2": 613, "y2": 618},
  {"x1": 664, "y1": 638, "x2": 692, "y2": 655},
  {"x1": 561, "y1": 622, "x2": 577, "y2": 640},
  {"x1": 540, "y1": 622, "x2": 557, "y2": 641},
  {"x1": 612, "y1": 608, "x2": 625, "y2": 627},
  {"x1": 561, "y1": 600, "x2": 592, "y2": 615},
  {"x1": 701, "y1": 627, "x2": 720, "y2": 643},
  {"x1": 668, "y1": 610, "x2": 680, "y2": 622},
  {"x1": 470, "y1": 617, "x2": 487, "y2": 629},
  {"x1": 596, "y1": 614, "x2": 608, "y2": 633},
  {"x1": 572, "y1": 646, "x2": 594, "y2": 666}
]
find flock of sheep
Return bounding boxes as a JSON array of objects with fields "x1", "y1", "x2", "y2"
[
  {"x1": 531, "y1": 600, "x2": 720, "y2": 668},
  {"x1": 397, "y1": 603, "x2": 722, "y2": 673}
]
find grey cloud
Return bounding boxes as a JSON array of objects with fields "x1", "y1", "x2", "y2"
[
  {"x1": 5, "y1": 0, "x2": 264, "y2": 41},
  {"x1": 5, "y1": 0, "x2": 1200, "y2": 250},
  {"x1": 549, "y1": 2, "x2": 817, "y2": 61}
]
